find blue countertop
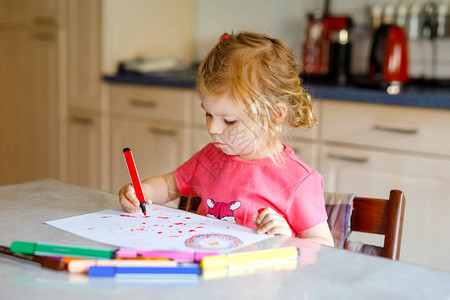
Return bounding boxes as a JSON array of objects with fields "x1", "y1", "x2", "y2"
[{"x1": 103, "y1": 72, "x2": 450, "y2": 110}]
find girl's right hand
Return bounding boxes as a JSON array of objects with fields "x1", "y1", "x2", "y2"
[{"x1": 118, "y1": 183, "x2": 142, "y2": 213}]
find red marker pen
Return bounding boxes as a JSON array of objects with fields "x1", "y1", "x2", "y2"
[{"x1": 123, "y1": 148, "x2": 147, "y2": 216}]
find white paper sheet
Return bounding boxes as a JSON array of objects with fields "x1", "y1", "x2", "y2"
[{"x1": 46, "y1": 205, "x2": 270, "y2": 253}]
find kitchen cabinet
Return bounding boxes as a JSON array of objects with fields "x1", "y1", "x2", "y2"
[
  {"x1": 0, "y1": 1, "x2": 66, "y2": 185},
  {"x1": 191, "y1": 92, "x2": 210, "y2": 154},
  {"x1": 68, "y1": 108, "x2": 109, "y2": 190},
  {"x1": 319, "y1": 100, "x2": 450, "y2": 272},
  {"x1": 110, "y1": 118, "x2": 187, "y2": 209},
  {"x1": 66, "y1": 0, "x2": 108, "y2": 191},
  {"x1": 109, "y1": 85, "x2": 193, "y2": 206},
  {"x1": 285, "y1": 100, "x2": 321, "y2": 169},
  {"x1": 67, "y1": 0, "x2": 103, "y2": 112},
  {"x1": 192, "y1": 128, "x2": 211, "y2": 154},
  {"x1": 289, "y1": 141, "x2": 319, "y2": 169},
  {"x1": 0, "y1": 0, "x2": 62, "y2": 26}
]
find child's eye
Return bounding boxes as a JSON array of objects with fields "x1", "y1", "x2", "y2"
[{"x1": 225, "y1": 119, "x2": 238, "y2": 125}]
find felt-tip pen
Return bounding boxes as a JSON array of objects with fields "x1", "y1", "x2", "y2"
[
  {"x1": 123, "y1": 147, "x2": 147, "y2": 216},
  {"x1": 68, "y1": 258, "x2": 178, "y2": 274},
  {"x1": 0, "y1": 245, "x2": 66, "y2": 270},
  {"x1": 116, "y1": 248, "x2": 219, "y2": 263},
  {"x1": 88, "y1": 264, "x2": 201, "y2": 277},
  {"x1": 201, "y1": 247, "x2": 299, "y2": 270},
  {"x1": 10, "y1": 241, "x2": 114, "y2": 259}
]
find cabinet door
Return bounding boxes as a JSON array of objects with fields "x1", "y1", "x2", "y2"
[
  {"x1": 192, "y1": 127, "x2": 211, "y2": 155},
  {"x1": 0, "y1": 26, "x2": 61, "y2": 184},
  {"x1": 110, "y1": 119, "x2": 186, "y2": 207},
  {"x1": 0, "y1": 0, "x2": 33, "y2": 25},
  {"x1": 0, "y1": 0, "x2": 61, "y2": 26},
  {"x1": 288, "y1": 141, "x2": 319, "y2": 170},
  {"x1": 68, "y1": 0, "x2": 102, "y2": 111},
  {"x1": 0, "y1": 28, "x2": 34, "y2": 184},
  {"x1": 319, "y1": 145, "x2": 450, "y2": 272},
  {"x1": 30, "y1": 27, "x2": 61, "y2": 180},
  {"x1": 68, "y1": 111, "x2": 104, "y2": 190}
]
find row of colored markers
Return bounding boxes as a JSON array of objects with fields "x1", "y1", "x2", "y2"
[{"x1": 0, "y1": 241, "x2": 300, "y2": 279}]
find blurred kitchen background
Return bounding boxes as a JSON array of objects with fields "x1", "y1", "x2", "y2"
[{"x1": 1, "y1": 0, "x2": 449, "y2": 272}]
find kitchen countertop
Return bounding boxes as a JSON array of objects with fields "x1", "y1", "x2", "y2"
[
  {"x1": 1, "y1": 179, "x2": 449, "y2": 299},
  {"x1": 103, "y1": 71, "x2": 450, "y2": 110}
]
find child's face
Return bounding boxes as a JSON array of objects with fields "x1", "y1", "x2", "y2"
[{"x1": 201, "y1": 92, "x2": 261, "y2": 158}]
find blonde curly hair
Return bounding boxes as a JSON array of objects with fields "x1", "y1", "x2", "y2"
[{"x1": 197, "y1": 31, "x2": 316, "y2": 164}]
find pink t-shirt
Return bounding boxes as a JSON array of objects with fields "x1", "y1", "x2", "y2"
[{"x1": 174, "y1": 143, "x2": 328, "y2": 236}]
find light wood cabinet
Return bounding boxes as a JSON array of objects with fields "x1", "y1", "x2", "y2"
[
  {"x1": 0, "y1": 1, "x2": 65, "y2": 185},
  {"x1": 289, "y1": 141, "x2": 319, "y2": 169},
  {"x1": 68, "y1": 108, "x2": 109, "y2": 190},
  {"x1": 109, "y1": 85, "x2": 194, "y2": 206},
  {"x1": 319, "y1": 100, "x2": 450, "y2": 272},
  {"x1": 110, "y1": 119, "x2": 187, "y2": 208},
  {"x1": 0, "y1": 0, "x2": 63, "y2": 26},
  {"x1": 67, "y1": 0, "x2": 103, "y2": 111},
  {"x1": 321, "y1": 100, "x2": 450, "y2": 156},
  {"x1": 66, "y1": 0, "x2": 109, "y2": 191}
]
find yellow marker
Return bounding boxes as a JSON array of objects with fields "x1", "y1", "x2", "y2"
[
  {"x1": 201, "y1": 247, "x2": 299, "y2": 270},
  {"x1": 203, "y1": 258, "x2": 298, "y2": 280}
]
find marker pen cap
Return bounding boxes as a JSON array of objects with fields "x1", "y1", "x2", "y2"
[
  {"x1": 10, "y1": 241, "x2": 37, "y2": 255},
  {"x1": 201, "y1": 255, "x2": 228, "y2": 270},
  {"x1": 194, "y1": 252, "x2": 220, "y2": 262}
]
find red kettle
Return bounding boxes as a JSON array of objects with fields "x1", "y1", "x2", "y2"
[{"x1": 368, "y1": 24, "x2": 409, "y2": 85}]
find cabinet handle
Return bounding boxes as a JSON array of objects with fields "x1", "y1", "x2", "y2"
[
  {"x1": 33, "y1": 16, "x2": 57, "y2": 26},
  {"x1": 372, "y1": 124, "x2": 419, "y2": 135},
  {"x1": 328, "y1": 153, "x2": 369, "y2": 163},
  {"x1": 148, "y1": 127, "x2": 177, "y2": 136},
  {"x1": 71, "y1": 116, "x2": 94, "y2": 126},
  {"x1": 130, "y1": 98, "x2": 157, "y2": 109},
  {"x1": 32, "y1": 32, "x2": 56, "y2": 41}
]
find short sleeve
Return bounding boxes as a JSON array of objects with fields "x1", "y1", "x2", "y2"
[{"x1": 285, "y1": 170, "x2": 328, "y2": 233}]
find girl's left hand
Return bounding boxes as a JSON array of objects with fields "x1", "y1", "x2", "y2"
[{"x1": 253, "y1": 207, "x2": 291, "y2": 236}]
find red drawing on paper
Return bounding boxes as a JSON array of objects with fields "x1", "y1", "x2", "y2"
[
  {"x1": 46, "y1": 205, "x2": 270, "y2": 252},
  {"x1": 120, "y1": 214, "x2": 137, "y2": 218}
]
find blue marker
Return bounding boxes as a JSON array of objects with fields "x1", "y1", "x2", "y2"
[{"x1": 88, "y1": 264, "x2": 201, "y2": 278}]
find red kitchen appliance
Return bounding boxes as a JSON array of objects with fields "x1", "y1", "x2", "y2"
[
  {"x1": 302, "y1": 14, "x2": 352, "y2": 83},
  {"x1": 368, "y1": 24, "x2": 409, "y2": 86}
]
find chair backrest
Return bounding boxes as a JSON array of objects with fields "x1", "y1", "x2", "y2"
[
  {"x1": 351, "y1": 189, "x2": 406, "y2": 260},
  {"x1": 178, "y1": 196, "x2": 201, "y2": 213},
  {"x1": 179, "y1": 190, "x2": 406, "y2": 260}
]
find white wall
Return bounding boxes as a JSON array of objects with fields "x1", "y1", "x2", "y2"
[
  {"x1": 193, "y1": 0, "x2": 306, "y2": 63},
  {"x1": 102, "y1": 0, "x2": 194, "y2": 74},
  {"x1": 101, "y1": 0, "x2": 450, "y2": 79}
]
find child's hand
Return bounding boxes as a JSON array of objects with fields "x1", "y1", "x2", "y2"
[
  {"x1": 253, "y1": 207, "x2": 291, "y2": 236},
  {"x1": 118, "y1": 183, "x2": 149, "y2": 214}
]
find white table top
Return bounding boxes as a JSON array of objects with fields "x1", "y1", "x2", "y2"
[{"x1": 0, "y1": 179, "x2": 449, "y2": 300}]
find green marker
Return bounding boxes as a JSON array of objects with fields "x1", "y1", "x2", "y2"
[{"x1": 10, "y1": 241, "x2": 114, "y2": 259}]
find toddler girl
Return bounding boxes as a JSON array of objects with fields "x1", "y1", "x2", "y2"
[{"x1": 119, "y1": 32, "x2": 334, "y2": 246}]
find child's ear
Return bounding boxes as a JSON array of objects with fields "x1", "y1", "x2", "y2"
[{"x1": 274, "y1": 102, "x2": 287, "y2": 123}]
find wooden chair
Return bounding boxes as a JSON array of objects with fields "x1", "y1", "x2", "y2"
[
  {"x1": 351, "y1": 190, "x2": 406, "y2": 260},
  {"x1": 178, "y1": 196, "x2": 201, "y2": 213},
  {"x1": 179, "y1": 190, "x2": 406, "y2": 260}
]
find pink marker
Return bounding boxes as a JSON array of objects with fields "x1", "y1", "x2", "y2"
[{"x1": 115, "y1": 249, "x2": 219, "y2": 263}]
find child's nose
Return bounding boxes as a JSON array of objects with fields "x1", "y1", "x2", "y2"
[{"x1": 208, "y1": 118, "x2": 224, "y2": 135}]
